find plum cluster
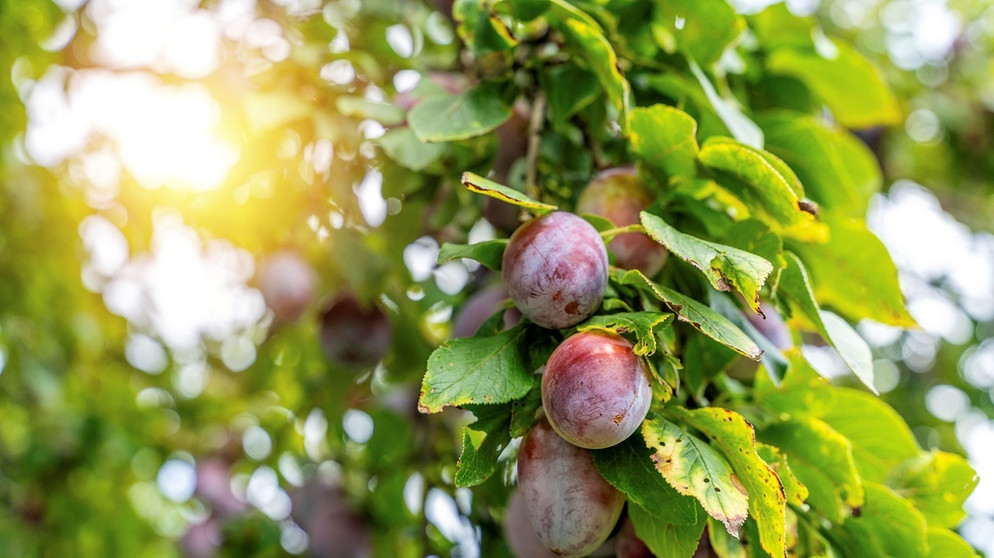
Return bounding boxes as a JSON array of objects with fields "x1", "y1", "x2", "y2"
[{"x1": 489, "y1": 197, "x2": 663, "y2": 556}]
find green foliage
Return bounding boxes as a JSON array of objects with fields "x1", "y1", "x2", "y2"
[{"x1": 0, "y1": 0, "x2": 982, "y2": 556}]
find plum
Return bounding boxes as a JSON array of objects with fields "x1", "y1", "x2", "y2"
[
  {"x1": 615, "y1": 515, "x2": 653, "y2": 558},
  {"x1": 517, "y1": 417, "x2": 625, "y2": 557},
  {"x1": 452, "y1": 284, "x2": 522, "y2": 338},
  {"x1": 256, "y1": 250, "x2": 317, "y2": 324},
  {"x1": 502, "y1": 211, "x2": 608, "y2": 329},
  {"x1": 576, "y1": 167, "x2": 667, "y2": 277},
  {"x1": 290, "y1": 480, "x2": 371, "y2": 558},
  {"x1": 504, "y1": 489, "x2": 558, "y2": 558},
  {"x1": 318, "y1": 294, "x2": 392, "y2": 368},
  {"x1": 542, "y1": 331, "x2": 652, "y2": 449}
]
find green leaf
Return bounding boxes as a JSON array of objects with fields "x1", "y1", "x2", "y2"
[
  {"x1": 789, "y1": 213, "x2": 916, "y2": 328},
  {"x1": 820, "y1": 310, "x2": 875, "y2": 393},
  {"x1": 640, "y1": 212, "x2": 773, "y2": 314},
  {"x1": 576, "y1": 311, "x2": 673, "y2": 356},
  {"x1": 777, "y1": 253, "x2": 875, "y2": 392},
  {"x1": 749, "y1": 3, "x2": 815, "y2": 51},
  {"x1": 651, "y1": 0, "x2": 744, "y2": 65},
  {"x1": 926, "y1": 528, "x2": 981, "y2": 558},
  {"x1": 630, "y1": 105, "x2": 700, "y2": 181},
  {"x1": 593, "y1": 433, "x2": 700, "y2": 525},
  {"x1": 453, "y1": 0, "x2": 519, "y2": 54},
  {"x1": 759, "y1": 112, "x2": 882, "y2": 215},
  {"x1": 642, "y1": 415, "x2": 750, "y2": 537},
  {"x1": 455, "y1": 404, "x2": 512, "y2": 487},
  {"x1": 759, "y1": 415, "x2": 863, "y2": 521},
  {"x1": 698, "y1": 137, "x2": 825, "y2": 242},
  {"x1": 615, "y1": 269, "x2": 762, "y2": 360},
  {"x1": 670, "y1": 407, "x2": 787, "y2": 558},
  {"x1": 335, "y1": 95, "x2": 406, "y2": 125},
  {"x1": 461, "y1": 171, "x2": 558, "y2": 212},
  {"x1": 547, "y1": 0, "x2": 632, "y2": 129},
  {"x1": 887, "y1": 450, "x2": 979, "y2": 529},
  {"x1": 766, "y1": 41, "x2": 901, "y2": 128},
  {"x1": 708, "y1": 292, "x2": 788, "y2": 385},
  {"x1": 755, "y1": 444, "x2": 807, "y2": 508},
  {"x1": 542, "y1": 65, "x2": 601, "y2": 128},
  {"x1": 819, "y1": 389, "x2": 921, "y2": 483},
  {"x1": 378, "y1": 127, "x2": 449, "y2": 172},
  {"x1": 629, "y1": 501, "x2": 708, "y2": 558},
  {"x1": 408, "y1": 81, "x2": 514, "y2": 142},
  {"x1": 418, "y1": 326, "x2": 536, "y2": 413},
  {"x1": 708, "y1": 516, "x2": 748, "y2": 558},
  {"x1": 688, "y1": 60, "x2": 763, "y2": 149},
  {"x1": 437, "y1": 240, "x2": 508, "y2": 270},
  {"x1": 505, "y1": 0, "x2": 551, "y2": 20},
  {"x1": 842, "y1": 483, "x2": 928, "y2": 558}
]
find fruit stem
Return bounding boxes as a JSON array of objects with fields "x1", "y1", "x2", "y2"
[{"x1": 599, "y1": 223, "x2": 643, "y2": 242}]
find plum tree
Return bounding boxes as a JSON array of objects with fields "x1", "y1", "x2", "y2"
[
  {"x1": 502, "y1": 211, "x2": 608, "y2": 329},
  {"x1": 255, "y1": 250, "x2": 317, "y2": 324},
  {"x1": 318, "y1": 294, "x2": 392, "y2": 369},
  {"x1": 451, "y1": 284, "x2": 522, "y2": 338},
  {"x1": 516, "y1": 417, "x2": 625, "y2": 557},
  {"x1": 576, "y1": 167, "x2": 667, "y2": 277},
  {"x1": 541, "y1": 331, "x2": 652, "y2": 449}
]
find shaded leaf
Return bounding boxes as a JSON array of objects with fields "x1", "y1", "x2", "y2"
[
  {"x1": 629, "y1": 501, "x2": 708, "y2": 558},
  {"x1": 455, "y1": 404, "x2": 513, "y2": 487},
  {"x1": 548, "y1": 0, "x2": 632, "y2": 129},
  {"x1": 593, "y1": 432, "x2": 700, "y2": 525}
]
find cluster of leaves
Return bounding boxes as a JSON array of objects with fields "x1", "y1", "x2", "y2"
[{"x1": 401, "y1": 0, "x2": 980, "y2": 556}]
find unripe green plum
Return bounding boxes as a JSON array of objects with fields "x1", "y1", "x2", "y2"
[
  {"x1": 517, "y1": 417, "x2": 625, "y2": 557},
  {"x1": 502, "y1": 211, "x2": 608, "y2": 329},
  {"x1": 577, "y1": 167, "x2": 667, "y2": 277},
  {"x1": 542, "y1": 331, "x2": 652, "y2": 449},
  {"x1": 318, "y1": 294, "x2": 392, "y2": 368}
]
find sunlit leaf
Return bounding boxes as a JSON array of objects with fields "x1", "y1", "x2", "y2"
[
  {"x1": 437, "y1": 240, "x2": 507, "y2": 270},
  {"x1": 642, "y1": 414, "x2": 750, "y2": 537},
  {"x1": 641, "y1": 212, "x2": 773, "y2": 314},
  {"x1": 630, "y1": 104, "x2": 700, "y2": 181},
  {"x1": 670, "y1": 407, "x2": 787, "y2": 558},
  {"x1": 409, "y1": 81, "x2": 514, "y2": 142},
  {"x1": 615, "y1": 269, "x2": 762, "y2": 360},
  {"x1": 418, "y1": 326, "x2": 536, "y2": 413},
  {"x1": 577, "y1": 311, "x2": 673, "y2": 356},
  {"x1": 461, "y1": 172, "x2": 557, "y2": 211}
]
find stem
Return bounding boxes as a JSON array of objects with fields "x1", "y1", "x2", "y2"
[
  {"x1": 599, "y1": 223, "x2": 643, "y2": 242},
  {"x1": 524, "y1": 91, "x2": 547, "y2": 202}
]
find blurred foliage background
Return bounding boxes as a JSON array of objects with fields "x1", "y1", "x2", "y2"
[{"x1": 1, "y1": 0, "x2": 993, "y2": 556}]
